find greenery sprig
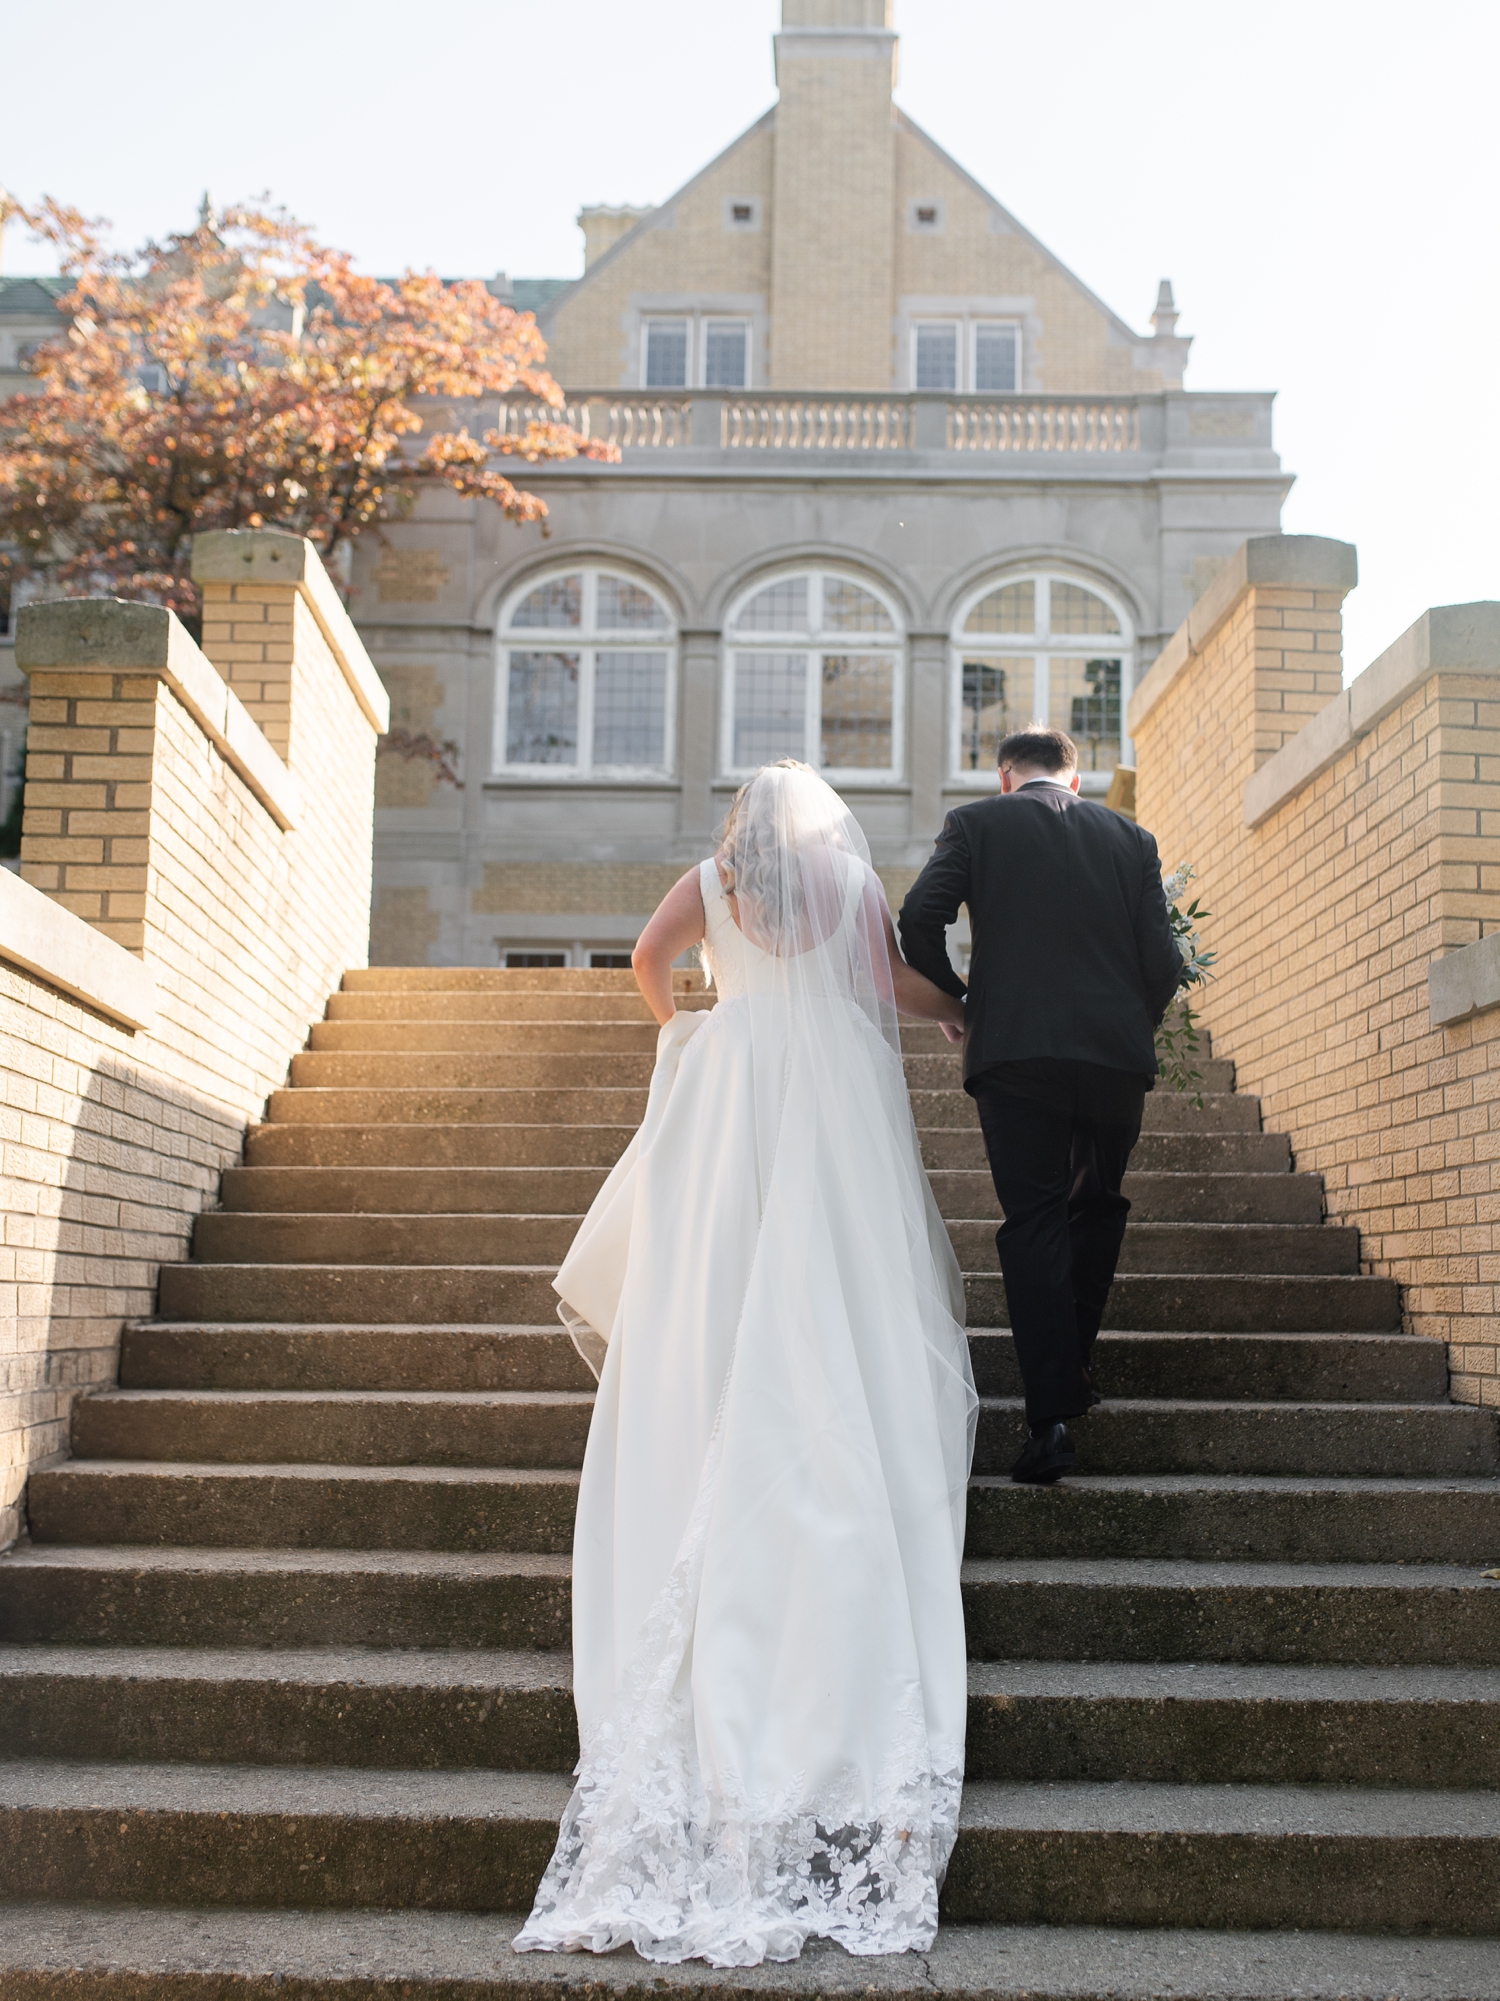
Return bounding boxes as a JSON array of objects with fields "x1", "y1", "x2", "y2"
[{"x1": 1157, "y1": 863, "x2": 1216, "y2": 1107}]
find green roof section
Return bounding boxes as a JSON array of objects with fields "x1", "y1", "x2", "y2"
[{"x1": 0, "y1": 276, "x2": 71, "y2": 316}]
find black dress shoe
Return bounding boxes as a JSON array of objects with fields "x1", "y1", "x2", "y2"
[{"x1": 1010, "y1": 1422, "x2": 1079, "y2": 1485}]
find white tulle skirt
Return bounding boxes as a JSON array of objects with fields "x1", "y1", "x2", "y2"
[{"x1": 514, "y1": 997, "x2": 976, "y2": 1967}]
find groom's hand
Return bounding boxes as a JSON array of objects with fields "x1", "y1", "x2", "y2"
[{"x1": 940, "y1": 1021, "x2": 964, "y2": 1045}]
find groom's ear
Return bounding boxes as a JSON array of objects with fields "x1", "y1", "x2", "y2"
[{"x1": 1068, "y1": 770, "x2": 1081, "y2": 794}]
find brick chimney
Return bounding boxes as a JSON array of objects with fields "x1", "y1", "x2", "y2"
[{"x1": 770, "y1": 0, "x2": 897, "y2": 389}]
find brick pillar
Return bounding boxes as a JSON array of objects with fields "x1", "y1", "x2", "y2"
[
  {"x1": 1250, "y1": 580, "x2": 1351, "y2": 768},
  {"x1": 196, "y1": 578, "x2": 294, "y2": 757}
]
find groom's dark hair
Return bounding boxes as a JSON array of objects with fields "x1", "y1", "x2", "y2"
[{"x1": 996, "y1": 726, "x2": 1078, "y2": 774}]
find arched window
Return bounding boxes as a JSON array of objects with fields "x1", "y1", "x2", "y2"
[
  {"x1": 721, "y1": 570, "x2": 905, "y2": 780},
  {"x1": 494, "y1": 566, "x2": 676, "y2": 776},
  {"x1": 949, "y1": 571, "x2": 1134, "y2": 780}
]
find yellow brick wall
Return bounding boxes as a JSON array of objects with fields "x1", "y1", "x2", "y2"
[
  {"x1": 2, "y1": 543, "x2": 381, "y2": 1545},
  {"x1": 1136, "y1": 574, "x2": 1500, "y2": 1407}
]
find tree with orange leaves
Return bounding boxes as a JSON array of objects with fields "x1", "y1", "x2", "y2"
[{"x1": 0, "y1": 197, "x2": 611, "y2": 620}]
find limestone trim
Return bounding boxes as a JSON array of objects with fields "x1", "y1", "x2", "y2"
[
  {"x1": 16, "y1": 599, "x2": 301, "y2": 832},
  {"x1": 1127, "y1": 535, "x2": 1358, "y2": 739},
  {"x1": 1430, "y1": 933, "x2": 1500, "y2": 1030},
  {"x1": 0, "y1": 867, "x2": 156, "y2": 1029},
  {"x1": 1245, "y1": 603, "x2": 1500, "y2": 830},
  {"x1": 192, "y1": 530, "x2": 391, "y2": 734}
]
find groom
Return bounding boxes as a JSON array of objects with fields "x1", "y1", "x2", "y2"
[{"x1": 899, "y1": 727, "x2": 1182, "y2": 1484}]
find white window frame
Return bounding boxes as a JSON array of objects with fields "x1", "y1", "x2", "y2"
[
  {"x1": 908, "y1": 316, "x2": 1025, "y2": 392},
  {"x1": 971, "y1": 319, "x2": 1023, "y2": 394},
  {"x1": 720, "y1": 569, "x2": 906, "y2": 785},
  {"x1": 493, "y1": 566, "x2": 678, "y2": 780},
  {"x1": 947, "y1": 569, "x2": 1134, "y2": 786},
  {"x1": 639, "y1": 314, "x2": 753, "y2": 390}
]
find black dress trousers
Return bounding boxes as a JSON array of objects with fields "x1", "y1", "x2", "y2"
[{"x1": 971, "y1": 1057, "x2": 1146, "y2": 1430}]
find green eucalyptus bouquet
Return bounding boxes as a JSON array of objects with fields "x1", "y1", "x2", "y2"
[{"x1": 1157, "y1": 864, "x2": 1216, "y2": 1105}]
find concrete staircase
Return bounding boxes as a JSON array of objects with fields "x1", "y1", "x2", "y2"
[{"x1": 3, "y1": 966, "x2": 1500, "y2": 1998}]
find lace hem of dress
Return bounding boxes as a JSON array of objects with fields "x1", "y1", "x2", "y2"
[{"x1": 512, "y1": 1757, "x2": 963, "y2": 1967}]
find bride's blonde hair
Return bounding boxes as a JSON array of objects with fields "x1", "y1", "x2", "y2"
[{"x1": 714, "y1": 758, "x2": 816, "y2": 895}]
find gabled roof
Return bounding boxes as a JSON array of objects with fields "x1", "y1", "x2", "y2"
[
  {"x1": 896, "y1": 110, "x2": 1146, "y2": 343},
  {"x1": 0, "y1": 276, "x2": 71, "y2": 316}
]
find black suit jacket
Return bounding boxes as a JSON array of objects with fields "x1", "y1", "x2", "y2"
[{"x1": 898, "y1": 782, "x2": 1183, "y2": 1090}]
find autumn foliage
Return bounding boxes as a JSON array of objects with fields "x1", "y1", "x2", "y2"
[{"x1": 0, "y1": 198, "x2": 611, "y2": 616}]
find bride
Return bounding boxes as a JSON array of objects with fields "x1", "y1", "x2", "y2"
[{"x1": 513, "y1": 760, "x2": 978, "y2": 1969}]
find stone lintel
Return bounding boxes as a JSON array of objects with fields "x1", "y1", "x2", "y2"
[
  {"x1": 1127, "y1": 534, "x2": 1358, "y2": 738},
  {"x1": 15, "y1": 598, "x2": 301, "y2": 831},
  {"x1": 0, "y1": 864, "x2": 156, "y2": 1029},
  {"x1": 1245, "y1": 601, "x2": 1500, "y2": 830},
  {"x1": 191, "y1": 530, "x2": 391, "y2": 734},
  {"x1": 1430, "y1": 931, "x2": 1500, "y2": 1029}
]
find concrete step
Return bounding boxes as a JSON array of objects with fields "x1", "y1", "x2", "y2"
[
  {"x1": 4, "y1": 1646, "x2": 1494, "y2": 1793},
  {"x1": 961, "y1": 1557, "x2": 1500, "y2": 1666},
  {"x1": 6, "y1": 1907, "x2": 1499, "y2": 2000},
  {"x1": 158, "y1": 1260, "x2": 1404, "y2": 1331},
  {"x1": 909, "y1": 1090, "x2": 1261, "y2": 1133},
  {"x1": 326, "y1": 991, "x2": 711, "y2": 1021},
  {"x1": 968, "y1": 1331, "x2": 1450, "y2": 1405},
  {"x1": 953, "y1": 1220, "x2": 1359, "y2": 1276},
  {"x1": 71, "y1": 1390, "x2": 594, "y2": 1469},
  {"x1": 0, "y1": 1763, "x2": 1496, "y2": 1931},
  {"x1": 0, "y1": 1646, "x2": 578, "y2": 1773},
  {"x1": 27, "y1": 1461, "x2": 581, "y2": 1553},
  {"x1": 119, "y1": 1323, "x2": 597, "y2": 1393},
  {"x1": 68, "y1": 1387, "x2": 1493, "y2": 1480},
  {"x1": 968, "y1": 1399, "x2": 1495, "y2": 1480},
  {"x1": 244, "y1": 1124, "x2": 635, "y2": 1169},
  {"x1": 192, "y1": 1213, "x2": 1359, "y2": 1277},
  {"x1": 309, "y1": 1021, "x2": 662, "y2": 1053},
  {"x1": 920, "y1": 1128, "x2": 1295, "y2": 1173},
  {"x1": 929, "y1": 1168, "x2": 1325, "y2": 1225},
  {"x1": 288, "y1": 1052, "x2": 658, "y2": 1090},
  {"x1": 342, "y1": 968, "x2": 704, "y2": 992},
  {"x1": 901, "y1": 1054, "x2": 1237, "y2": 1095},
  {"x1": 966, "y1": 1271, "x2": 1402, "y2": 1333},
  {"x1": 219, "y1": 1165, "x2": 612, "y2": 1214},
  {"x1": 965, "y1": 1474, "x2": 1500, "y2": 1565},
  {"x1": 191, "y1": 1213, "x2": 583, "y2": 1267},
  {"x1": 0, "y1": 1545, "x2": 573, "y2": 1650},
  {"x1": 156, "y1": 1263, "x2": 562, "y2": 1325},
  {"x1": 120, "y1": 1323, "x2": 1447, "y2": 1406},
  {"x1": 264, "y1": 1088, "x2": 650, "y2": 1126}
]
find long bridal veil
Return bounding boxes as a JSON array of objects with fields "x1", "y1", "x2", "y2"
[{"x1": 516, "y1": 762, "x2": 978, "y2": 1966}]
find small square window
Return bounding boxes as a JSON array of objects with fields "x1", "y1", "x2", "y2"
[
  {"x1": 732, "y1": 204, "x2": 752, "y2": 223},
  {"x1": 916, "y1": 206, "x2": 937, "y2": 225},
  {"x1": 914, "y1": 322, "x2": 958, "y2": 391},
  {"x1": 907, "y1": 199, "x2": 945, "y2": 233},
  {"x1": 644, "y1": 319, "x2": 689, "y2": 388},
  {"x1": 723, "y1": 196, "x2": 762, "y2": 231}
]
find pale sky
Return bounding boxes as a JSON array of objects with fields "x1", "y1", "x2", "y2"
[{"x1": 4, "y1": 0, "x2": 1496, "y2": 675}]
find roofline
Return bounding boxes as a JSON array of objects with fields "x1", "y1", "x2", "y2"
[
  {"x1": 894, "y1": 108, "x2": 1148, "y2": 346},
  {"x1": 536, "y1": 105, "x2": 778, "y2": 328}
]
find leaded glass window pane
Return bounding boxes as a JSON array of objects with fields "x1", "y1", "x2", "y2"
[
  {"x1": 823, "y1": 578, "x2": 894, "y2": 633},
  {"x1": 645, "y1": 319, "x2": 689, "y2": 388},
  {"x1": 821, "y1": 655, "x2": 893, "y2": 768},
  {"x1": 965, "y1": 582, "x2": 1035, "y2": 635},
  {"x1": 737, "y1": 577, "x2": 809, "y2": 633},
  {"x1": 914, "y1": 322, "x2": 958, "y2": 391},
  {"x1": 734, "y1": 653, "x2": 807, "y2": 766},
  {"x1": 593, "y1": 651, "x2": 668, "y2": 767},
  {"x1": 974, "y1": 323, "x2": 1019, "y2": 393},
  {"x1": 507, "y1": 652, "x2": 579, "y2": 764},
  {"x1": 1051, "y1": 656, "x2": 1121, "y2": 770},
  {"x1": 961, "y1": 657, "x2": 1027, "y2": 771},
  {"x1": 704, "y1": 321, "x2": 748, "y2": 388},
  {"x1": 1049, "y1": 583, "x2": 1121, "y2": 635},
  {"x1": 510, "y1": 575, "x2": 581, "y2": 628},
  {"x1": 596, "y1": 575, "x2": 669, "y2": 630}
]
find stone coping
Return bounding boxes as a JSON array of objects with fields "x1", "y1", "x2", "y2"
[
  {"x1": 1126, "y1": 535, "x2": 1358, "y2": 740},
  {"x1": 191, "y1": 530, "x2": 391, "y2": 734},
  {"x1": 1430, "y1": 931, "x2": 1500, "y2": 1029},
  {"x1": 0, "y1": 865, "x2": 155, "y2": 1029},
  {"x1": 1244, "y1": 602, "x2": 1500, "y2": 830},
  {"x1": 16, "y1": 600, "x2": 302, "y2": 831}
]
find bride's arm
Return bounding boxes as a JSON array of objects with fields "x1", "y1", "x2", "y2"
[
  {"x1": 631, "y1": 869, "x2": 707, "y2": 1026},
  {"x1": 879, "y1": 900, "x2": 966, "y2": 1029}
]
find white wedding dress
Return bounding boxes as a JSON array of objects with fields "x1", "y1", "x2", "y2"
[{"x1": 514, "y1": 769, "x2": 977, "y2": 1968}]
